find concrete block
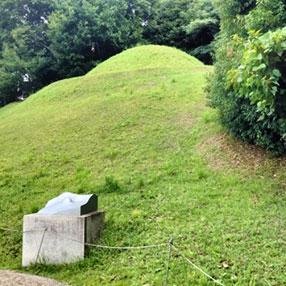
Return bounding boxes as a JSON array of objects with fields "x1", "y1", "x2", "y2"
[{"x1": 22, "y1": 211, "x2": 104, "y2": 266}]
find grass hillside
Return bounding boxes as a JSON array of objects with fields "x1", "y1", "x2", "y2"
[
  {"x1": 87, "y1": 45, "x2": 203, "y2": 75},
  {"x1": 1, "y1": 45, "x2": 286, "y2": 286}
]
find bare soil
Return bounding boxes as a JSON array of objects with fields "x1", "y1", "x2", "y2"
[{"x1": 199, "y1": 132, "x2": 286, "y2": 171}]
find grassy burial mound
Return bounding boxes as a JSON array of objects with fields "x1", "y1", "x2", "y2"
[{"x1": 1, "y1": 45, "x2": 286, "y2": 286}]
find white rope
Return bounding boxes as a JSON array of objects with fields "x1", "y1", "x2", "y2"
[
  {"x1": 52, "y1": 230, "x2": 168, "y2": 249},
  {"x1": 0, "y1": 227, "x2": 47, "y2": 234},
  {"x1": 0, "y1": 227, "x2": 168, "y2": 250},
  {"x1": 36, "y1": 228, "x2": 47, "y2": 263},
  {"x1": 0, "y1": 226, "x2": 227, "y2": 286},
  {"x1": 85, "y1": 242, "x2": 168, "y2": 250},
  {"x1": 172, "y1": 245, "x2": 226, "y2": 286},
  {"x1": 0, "y1": 227, "x2": 21, "y2": 233}
]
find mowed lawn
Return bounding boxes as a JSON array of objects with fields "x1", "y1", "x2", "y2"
[{"x1": 1, "y1": 45, "x2": 286, "y2": 286}]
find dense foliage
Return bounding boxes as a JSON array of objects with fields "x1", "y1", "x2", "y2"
[
  {"x1": 0, "y1": 0, "x2": 219, "y2": 106},
  {"x1": 144, "y1": 0, "x2": 219, "y2": 64},
  {"x1": 0, "y1": 0, "x2": 149, "y2": 105},
  {"x1": 0, "y1": 0, "x2": 55, "y2": 105},
  {"x1": 209, "y1": 0, "x2": 286, "y2": 154}
]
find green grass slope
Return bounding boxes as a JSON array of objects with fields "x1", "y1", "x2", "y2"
[
  {"x1": 1, "y1": 45, "x2": 286, "y2": 286},
  {"x1": 87, "y1": 45, "x2": 203, "y2": 75}
]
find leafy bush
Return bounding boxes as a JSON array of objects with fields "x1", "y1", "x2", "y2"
[
  {"x1": 209, "y1": 0, "x2": 286, "y2": 154},
  {"x1": 225, "y1": 29, "x2": 286, "y2": 153},
  {"x1": 228, "y1": 29, "x2": 286, "y2": 116}
]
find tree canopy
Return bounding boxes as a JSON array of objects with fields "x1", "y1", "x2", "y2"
[{"x1": 0, "y1": 0, "x2": 219, "y2": 106}]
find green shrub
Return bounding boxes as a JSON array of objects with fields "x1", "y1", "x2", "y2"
[
  {"x1": 209, "y1": 0, "x2": 286, "y2": 154},
  {"x1": 225, "y1": 29, "x2": 286, "y2": 153},
  {"x1": 228, "y1": 30, "x2": 286, "y2": 112}
]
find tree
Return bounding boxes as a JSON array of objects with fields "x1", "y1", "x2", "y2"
[
  {"x1": 143, "y1": 0, "x2": 190, "y2": 47},
  {"x1": 0, "y1": 0, "x2": 220, "y2": 106},
  {"x1": 0, "y1": 0, "x2": 55, "y2": 105},
  {"x1": 48, "y1": 0, "x2": 149, "y2": 78},
  {"x1": 0, "y1": 0, "x2": 152, "y2": 106},
  {"x1": 143, "y1": 0, "x2": 219, "y2": 64},
  {"x1": 184, "y1": 0, "x2": 219, "y2": 64}
]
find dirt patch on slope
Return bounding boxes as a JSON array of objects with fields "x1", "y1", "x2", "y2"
[{"x1": 199, "y1": 133, "x2": 286, "y2": 171}]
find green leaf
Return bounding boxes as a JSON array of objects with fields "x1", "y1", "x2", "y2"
[
  {"x1": 253, "y1": 63, "x2": 266, "y2": 71},
  {"x1": 273, "y1": 69, "x2": 281, "y2": 77}
]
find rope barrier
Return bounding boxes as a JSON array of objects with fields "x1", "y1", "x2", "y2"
[
  {"x1": 85, "y1": 242, "x2": 168, "y2": 249},
  {"x1": 171, "y1": 244, "x2": 226, "y2": 286},
  {"x1": 0, "y1": 227, "x2": 46, "y2": 234},
  {"x1": 0, "y1": 227, "x2": 22, "y2": 233},
  {"x1": 164, "y1": 238, "x2": 173, "y2": 286},
  {"x1": 36, "y1": 228, "x2": 47, "y2": 263},
  {"x1": 0, "y1": 226, "x2": 227, "y2": 286},
  {"x1": 50, "y1": 229, "x2": 168, "y2": 249},
  {"x1": 0, "y1": 227, "x2": 168, "y2": 250}
]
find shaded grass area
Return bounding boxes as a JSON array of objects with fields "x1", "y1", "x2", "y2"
[{"x1": 1, "y1": 45, "x2": 286, "y2": 285}]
